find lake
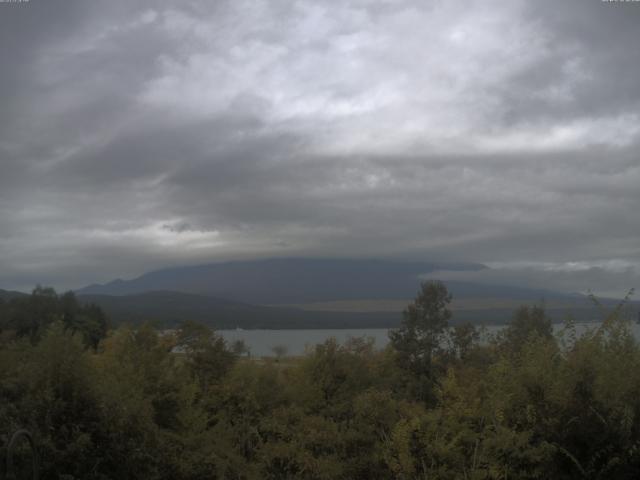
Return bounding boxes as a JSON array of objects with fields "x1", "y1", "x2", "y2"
[{"x1": 218, "y1": 321, "x2": 638, "y2": 357}]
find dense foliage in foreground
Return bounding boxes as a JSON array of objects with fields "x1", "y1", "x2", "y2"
[{"x1": 1, "y1": 284, "x2": 639, "y2": 479}]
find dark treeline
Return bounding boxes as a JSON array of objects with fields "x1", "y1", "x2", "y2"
[
  {"x1": 0, "y1": 286, "x2": 108, "y2": 348},
  {"x1": 1, "y1": 282, "x2": 639, "y2": 479}
]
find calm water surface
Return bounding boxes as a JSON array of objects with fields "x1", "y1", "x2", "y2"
[{"x1": 218, "y1": 322, "x2": 640, "y2": 357}]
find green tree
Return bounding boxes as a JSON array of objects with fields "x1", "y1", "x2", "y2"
[
  {"x1": 389, "y1": 280, "x2": 452, "y2": 401},
  {"x1": 271, "y1": 344, "x2": 288, "y2": 361},
  {"x1": 177, "y1": 320, "x2": 236, "y2": 391},
  {"x1": 232, "y1": 339, "x2": 251, "y2": 357},
  {"x1": 449, "y1": 322, "x2": 480, "y2": 360},
  {"x1": 60, "y1": 291, "x2": 108, "y2": 349},
  {"x1": 500, "y1": 304, "x2": 553, "y2": 353},
  {"x1": 12, "y1": 286, "x2": 60, "y2": 342},
  {"x1": 0, "y1": 287, "x2": 108, "y2": 348}
]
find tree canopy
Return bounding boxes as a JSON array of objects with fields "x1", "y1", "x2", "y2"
[{"x1": 1, "y1": 284, "x2": 640, "y2": 479}]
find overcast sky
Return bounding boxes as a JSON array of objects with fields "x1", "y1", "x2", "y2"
[{"x1": 1, "y1": 0, "x2": 639, "y2": 296}]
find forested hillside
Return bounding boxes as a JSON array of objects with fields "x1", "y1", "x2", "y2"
[
  {"x1": 1, "y1": 284, "x2": 640, "y2": 478},
  {"x1": 76, "y1": 291, "x2": 400, "y2": 329}
]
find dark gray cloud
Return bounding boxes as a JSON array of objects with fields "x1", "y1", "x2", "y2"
[{"x1": 0, "y1": 0, "x2": 639, "y2": 295}]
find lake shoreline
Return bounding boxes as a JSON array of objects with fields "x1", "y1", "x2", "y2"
[{"x1": 215, "y1": 320, "x2": 623, "y2": 357}]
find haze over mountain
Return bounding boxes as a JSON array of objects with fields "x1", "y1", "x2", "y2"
[{"x1": 76, "y1": 257, "x2": 570, "y2": 305}]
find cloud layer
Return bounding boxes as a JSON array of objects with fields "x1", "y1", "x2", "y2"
[{"x1": 1, "y1": 0, "x2": 639, "y2": 294}]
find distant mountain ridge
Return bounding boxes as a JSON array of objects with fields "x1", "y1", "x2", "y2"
[
  {"x1": 76, "y1": 257, "x2": 491, "y2": 303},
  {"x1": 71, "y1": 257, "x2": 611, "y2": 327},
  {"x1": 6, "y1": 257, "x2": 636, "y2": 329},
  {"x1": 0, "y1": 289, "x2": 28, "y2": 301},
  {"x1": 4, "y1": 258, "x2": 636, "y2": 329}
]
